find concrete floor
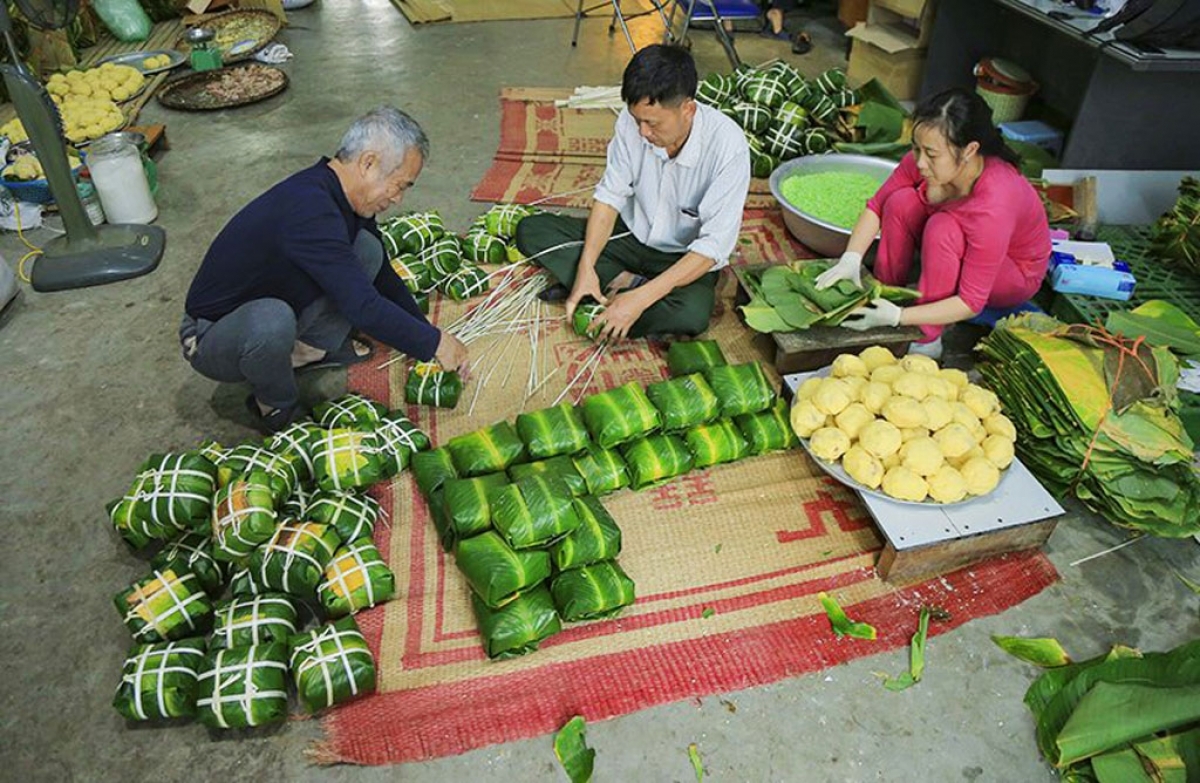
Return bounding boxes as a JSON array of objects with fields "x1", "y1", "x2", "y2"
[{"x1": 1, "y1": 2, "x2": 1197, "y2": 781}]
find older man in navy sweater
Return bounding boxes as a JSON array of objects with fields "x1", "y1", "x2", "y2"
[{"x1": 181, "y1": 107, "x2": 468, "y2": 432}]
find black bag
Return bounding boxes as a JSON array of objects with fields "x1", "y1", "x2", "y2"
[{"x1": 1090, "y1": 0, "x2": 1200, "y2": 50}]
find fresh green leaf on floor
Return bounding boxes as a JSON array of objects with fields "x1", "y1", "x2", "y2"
[
  {"x1": 688, "y1": 743, "x2": 705, "y2": 781},
  {"x1": 1177, "y1": 571, "x2": 1200, "y2": 594},
  {"x1": 993, "y1": 635, "x2": 1072, "y2": 668},
  {"x1": 701, "y1": 608, "x2": 715, "y2": 620},
  {"x1": 882, "y1": 607, "x2": 931, "y2": 690},
  {"x1": 553, "y1": 716, "x2": 595, "y2": 783},
  {"x1": 817, "y1": 591, "x2": 877, "y2": 641}
]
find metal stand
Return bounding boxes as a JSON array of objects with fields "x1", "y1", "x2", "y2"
[{"x1": 573, "y1": 0, "x2": 680, "y2": 51}]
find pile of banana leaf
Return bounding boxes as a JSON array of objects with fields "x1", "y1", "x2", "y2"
[
  {"x1": 995, "y1": 634, "x2": 1200, "y2": 781},
  {"x1": 740, "y1": 260, "x2": 919, "y2": 333},
  {"x1": 977, "y1": 314, "x2": 1200, "y2": 536},
  {"x1": 1150, "y1": 176, "x2": 1200, "y2": 275}
]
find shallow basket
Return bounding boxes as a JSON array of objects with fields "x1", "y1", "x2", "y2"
[{"x1": 1, "y1": 158, "x2": 85, "y2": 205}]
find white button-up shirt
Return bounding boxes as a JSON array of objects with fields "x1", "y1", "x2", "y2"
[{"x1": 593, "y1": 103, "x2": 750, "y2": 271}]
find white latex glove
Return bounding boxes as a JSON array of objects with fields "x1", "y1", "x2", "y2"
[
  {"x1": 840, "y1": 298, "x2": 902, "y2": 331},
  {"x1": 815, "y1": 251, "x2": 863, "y2": 291}
]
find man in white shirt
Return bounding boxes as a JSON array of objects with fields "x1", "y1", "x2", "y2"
[{"x1": 515, "y1": 44, "x2": 751, "y2": 341}]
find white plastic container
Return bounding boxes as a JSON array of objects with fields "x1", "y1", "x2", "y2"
[{"x1": 87, "y1": 134, "x2": 157, "y2": 224}]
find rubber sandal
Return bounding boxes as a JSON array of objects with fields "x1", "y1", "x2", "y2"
[
  {"x1": 791, "y1": 31, "x2": 813, "y2": 55},
  {"x1": 296, "y1": 336, "x2": 375, "y2": 373},
  {"x1": 759, "y1": 25, "x2": 791, "y2": 41},
  {"x1": 244, "y1": 394, "x2": 307, "y2": 434}
]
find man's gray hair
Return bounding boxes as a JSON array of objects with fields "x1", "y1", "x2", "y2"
[{"x1": 335, "y1": 106, "x2": 430, "y2": 170}]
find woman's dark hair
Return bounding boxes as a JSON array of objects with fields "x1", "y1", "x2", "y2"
[
  {"x1": 621, "y1": 44, "x2": 697, "y2": 107},
  {"x1": 911, "y1": 88, "x2": 1022, "y2": 167}
]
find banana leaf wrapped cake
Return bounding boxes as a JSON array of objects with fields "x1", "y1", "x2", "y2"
[
  {"x1": 646, "y1": 373, "x2": 721, "y2": 432},
  {"x1": 441, "y1": 473, "x2": 510, "y2": 546},
  {"x1": 572, "y1": 302, "x2": 606, "y2": 340},
  {"x1": 229, "y1": 565, "x2": 269, "y2": 598},
  {"x1": 107, "y1": 474, "x2": 158, "y2": 549},
  {"x1": 306, "y1": 490, "x2": 381, "y2": 544},
  {"x1": 196, "y1": 642, "x2": 290, "y2": 729},
  {"x1": 464, "y1": 227, "x2": 508, "y2": 263},
  {"x1": 490, "y1": 475, "x2": 582, "y2": 549},
  {"x1": 516, "y1": 402, "x2": 591, "y2": 459},
  {"x1": 508, "y1": 456, "x2": 587, "y2": 497},
  {"x1": 572, "y1": 444, "x2": 631, "y2": 496},
  {"x1": 481, "y1": 203, "x2": 536, "y2": 240},
  {"x1": 290, "y1": 616, "x2": 377, "y2": 712},
  {"x1": 107, "y1": 452, "x2": 219, "y2": 547},
  {"x1": 319, "y1": 537, "x2": 397, "y2": 617},
  {"x1": 265, "y1": 421, "x2": 324, "y2": 481},
  {"x1": 406, "y1": 361, "x2": 463, "y2": 409},
  {"x1": 419, "y1": 235, "x2": 463, "y2": 280},
  {"x1": 551, "y1": 561, "x2": 636, "y2": 622},
  {"x1": 151, "y1": 533, "x2": 227, "y2": 596},
  {"x1": 622, "y1": 434, "x2": 695, "y2": 490},
  {"x1": 211, "y1": 470, "x2": 278, "y2": 562},
  {"x1": 412, "y1": 446, "x2": 459, "y2": 499},
  {"x1": 582, "y1": 382, "x2": 662, "y2": 449},
  {"x1": 391, "y1": 253, "x2": 438, "y2": 293},
  {"x1": 216, "y1": 444, "x2": 301, "y2": 504},
  {"x1": 550, "y1": 496, "x2": 622, "y2": 571},
  {"x1": 382, "y1": 211, "x2": 445, "y2": 256},
  {"x1": 115, "y1": 568, "x2": 213, "y2": 643},
  {"x1": 441, "y1": 264, "x2": 491, "y2": 302},
  {"x1": 704, "y1": 362, "x2": 777, "y2": 418},
  {"x1": 471, "y1": 585, "x2": 562, "y2": 659},
  {"x1": 280, "y1": 481, "x2": 314, "y2": 520},
  {"x1": 251, "y1": 520, "x2": 342, "y2": 597},
  {"x1": 735, "y1": 399, "x2": 798, "y2": 455},
  {"x1": 374, "y1": 412, "x2": 431, "y2": 464},
  {"x1": 685, "y1": 419, "x2": 750, "y2": 469},
  {"x1": 211, "y1": 593, "x2": 299, "y2": 648},
  {"x1": 312, "y1": 428, "x2": 388, "y2": 492},
  {"x1": 315, "y1": 393, "x2": 388, "y2": 429},
  {"x1": 113, "y1": 638, "x2": 207, "y2": 721},
  {"x1": 448, "y1": 421, "x2": 528, "y2": 477},
  {"x1": 455, "y1": 530, "x2": 552, "y2": 608}
]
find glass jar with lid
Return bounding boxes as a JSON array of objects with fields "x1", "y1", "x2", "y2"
[{"x1": 87, "y1": 133, "x2": 157, "y2": 225}]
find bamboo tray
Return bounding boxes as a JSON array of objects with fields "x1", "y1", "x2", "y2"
[
  {"x1": 157, "y1": 64, "x2": 288, "y2": 111},
  {"x1": 176, "y1": 10, "x2": 282, "y2": 64}
]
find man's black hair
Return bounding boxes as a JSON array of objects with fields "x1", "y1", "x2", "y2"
[{"x1": 621, "y1": 44, "x2": 697, "y2": 106}]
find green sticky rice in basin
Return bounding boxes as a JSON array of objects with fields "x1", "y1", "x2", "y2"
[{"x1": 779, "y1": 171, "x2": 883, "y2": 230}]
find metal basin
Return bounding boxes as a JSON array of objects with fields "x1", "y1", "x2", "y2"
[{"x1": 768, "y1": 154, "x2": 899, "y2": 257}]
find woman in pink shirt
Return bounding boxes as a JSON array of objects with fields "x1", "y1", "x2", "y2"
[{"x1": 819, "y1": 88, "x2": 1051, "y2": 357}]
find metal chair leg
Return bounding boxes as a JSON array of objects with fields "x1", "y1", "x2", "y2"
[
  {"x1": 572, "y1": 0, "x2": 585, "y2": 46},
  {"x1": 707, "y1": 4, "x2": 742, "y2": 68},
  {"x1": 609, "y1": 0, "x2": 637, "y2": 51}
]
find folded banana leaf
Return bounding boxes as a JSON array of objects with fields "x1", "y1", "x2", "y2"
[
  {"x1": 311, "y1": 428, "x2": 388, "y2": 493},
  {"x1": 516, "y1": 402, "x2": 591, "y2": 459},
  {"x1": 106, "y1": 474, "x2": 157, "y2": 549},
  {"x1": 211, "y1": 593, "x2": 298, "y2": 649},
  {"x1": 482, "y1": 203, "x2": 536, "y2": 240},
  {"x1": 115, "y1": 568, "x2": 213, "y2": 643},
  {"x1": 290, "y1": 616, "x2": 377, "y2": 712},
  {"x1": 550, "y1": 496, "x2": 622, "y2": 571},
  {"x1": 250, "y1": 520, "x2": 342, "y2": 597},
  {"x1": 704, "y1": 362, "x2": 777, "y2": 418},
  {"x1": 582, "y1": 382, "x2": 663, "y2": 449},
  {"x1": 464, "y1": 228, "x2": 508, "y2": 263},
  {"x1": 622, "y1": 434, "x2": 695, "y2": 490},
  {"x1": 439, "y1": 472, "x2": 509, "y2": 547},
  {"x1": 573, "y1": 301, "x2": 606, "y2": 340},
  {"x1": 419, "y1": 235, "x2": 463, "y2": 280},
  {"x1": 471, "y1": 585, "x2": 562, "y2": 659},
  {"x1": 133, "y1": 452, "x2": 220, "y2": 537},
  {"x1": 491, "y1": 475, "x2": 582, "y2": 549},
  {"x1": 685, "y1": 419, "x2": 750, "y2": 469},
  {"x1": 509, "y1": 456, "x2": 588, "y2": 497},
  {"x1": 667, "y1": 339, "x2": 727, "y2": 377},
  {"x1": 381, "y1": 211, "x2": 445, "y2": 256},
  {"x1": 441, "y1": 264, "x2": 491, "y2": 301},
  {"x1": 315, "y1": 393, "x2": 388, "y2": 429},
  {"x1": 198, "y1": 440, "x2": 225, "y2": 463},
  {"x1": 406, "y1": 361, "x2": 463, "y2": 409},
  {"x1": 211, "y1": 470, "x2": 279, "y2": 562},
  {"x1": 447, "y1": 421, "x2": 528, "y2": 477},
  {"x1": 572, "y1": 444, "x2": 631, "y2": 496},
  {"x1": 646, "y1": 373, "x2": 721, "y2": 432},
  {"x1": 455, "y1": 530, "x2": 552, "y2": 608},
  {"x1": 264, "y1": 421, "x2": 323, "y2": 482},
  {"x1": 391, "y1": 253, "x2": 439, "y2": 293},
  {"x1": 319, "y1": 537, "x2": 397, "y2": 617},
  {"x1": 196, "y1": 642, "x2": 290, "y2": 729},
  {"x1": 735, "y1": 399, "x2": 800, "y2": 455},
  {"x1": 113, "y1": 637, "x2": 207, "y2": 721},
  {"x1": 151, "y1": 533, "x2": 227, "y2": 596},
  {"x1": 216, "y1": 444, "x2": 301, "y2": 504},
  {"x1": 306, "y1": 490, "x2": 381, "y2": 544},
  {"x1": 551, "y1": 561, "x2": 636, "y2": 622},
  {"x1": 229, "y1": 565, "x2": 270, "y2": 598},
  {"x1": 412, "y1": 447, "x2": 459, "y2": 499}
]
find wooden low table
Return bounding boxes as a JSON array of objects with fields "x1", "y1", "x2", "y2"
[
  {"x1": 782, "y1": 371, "x2": 1065, "y2": 584},
  {"x1": 733, "y1": 264, "x2": 924, "y2": 374}
]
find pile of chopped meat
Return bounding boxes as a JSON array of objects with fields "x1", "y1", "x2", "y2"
[{"x1": 205, "y1": 64, "x2": 284, "y2": 103}]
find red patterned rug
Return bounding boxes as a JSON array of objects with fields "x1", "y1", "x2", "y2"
[
  {"x1": 312, "y1": 210, "x2": 1059, "y2": 766},
  {"x1": 470, "y1": 88, "x2": 778, "y2": 210}
]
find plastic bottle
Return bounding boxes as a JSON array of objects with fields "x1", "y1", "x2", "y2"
[{"x1": 87, "y1": 133, "x2": 157, "y2": 224}]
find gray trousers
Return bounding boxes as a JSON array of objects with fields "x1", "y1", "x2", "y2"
[{"x1": 180, "y1": 230, "x2": 384, "y2": 410}]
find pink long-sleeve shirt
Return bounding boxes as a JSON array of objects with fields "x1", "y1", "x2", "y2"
[{"x1": 866, "y1": 152, "x2": 1050, "y2": 312}]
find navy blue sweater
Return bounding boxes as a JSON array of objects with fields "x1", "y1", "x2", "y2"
[{"x1": 185, "y1": 159, "x2": 441, "y2": 361}]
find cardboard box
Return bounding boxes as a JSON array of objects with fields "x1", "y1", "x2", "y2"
[
  {"x1": 866, "y1": 0, "x2": 937, "y2": 48},
  {"x1": 846, "y1": 24, "x2": 928, "y2": 100}
]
